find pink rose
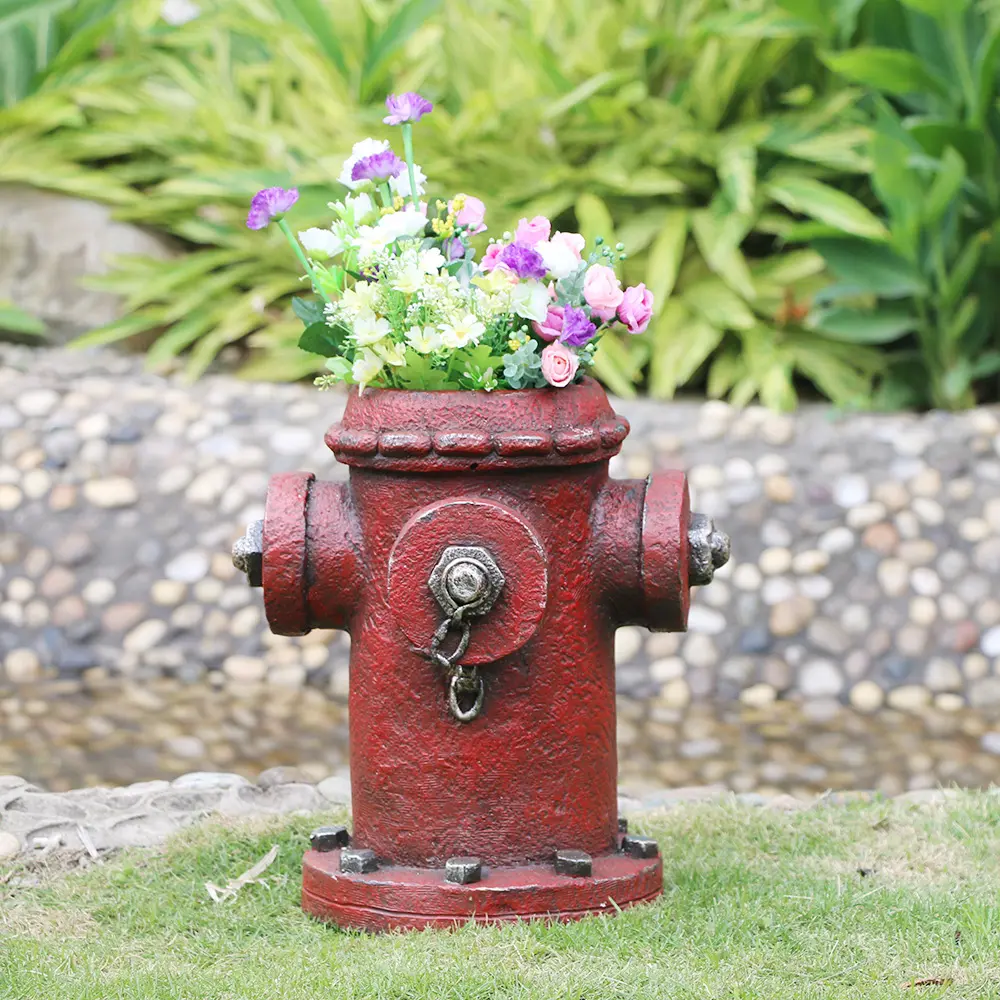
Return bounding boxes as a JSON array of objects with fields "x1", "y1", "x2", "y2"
[
  {"x1": 532, "y1": 305, "x2": 565, "y2": 342},
  {"x1": 451, "y1": 194, "x2": 486, "y2": 234},
  {"x1": 583, "y1": 264, "x2": 624, "y2": 322},
  {"x1": 617, "y1": 283, "x2": 654, "y2": 334},
  {"x1": 514, "y1": 215, "x2": 551, "y2": 247},
  {"x1": 481, "y1": 242, "x2": 504, "y2": 271},
  {"x1": 540, "y1": 341, "x2": 579, "y2": 388}
]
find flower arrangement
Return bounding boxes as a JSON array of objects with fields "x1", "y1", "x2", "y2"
[{"x1": 248, "y1": 93, "x2": 653, "y2": 391}]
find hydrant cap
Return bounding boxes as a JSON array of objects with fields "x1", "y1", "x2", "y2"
[{"x1": 326, "y1": 376, "x2": 629, "y2": 472}]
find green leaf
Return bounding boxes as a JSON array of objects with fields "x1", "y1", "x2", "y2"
[
  {"x1": 942, "y1": 232, "x2": 989, "y2": 308},
  {"x1": 298, "y1": 321, "x2": 347, "y2": 356},
  {"x1": 810, "y1": 304, "x2": 918, "y2": 344},
  {"x1": 946, "y1": 295, "x2": 978, "y2": 346},
  {"x1": 924, "y1": 146, "x2": 966, "y2": 224},
  {"x1": 765, "y1": 175, "x2": 888, "y2": 240},
  {"x1": 691, "y1": 207, "x2": 756, "y2": 301},
  {"x1": 718, "y1": 141, "x2": 756, "y2": 216},
  {"x1": 645, "y1": 210, "x2": 688, "y2": 305},
  {"x1": 907, "y1": 119, "x2": 985, "y2": 173},
  {"x1": 812, "y1": 238, "x2": 926, "y2": 298},
  {"x1": 575, "y1": 193, "x2": 616, "y2": 248},
  {"x1": 292, "y1": 296, "x2": 325, "y2": 327},
  {"x1": 822, "y1": 47, "x2": 953, "y2": 100},
  {"x1": 647, "y1": 300, "x2": 724, "y2": 400},
  {"x1": 971, "y1": 351, "x2": 1000, "y2": 378},
  {"x1": 682, "y1": 279, "x2": 756, "y2": 330},
  {"x1": 361, "y1": 0, "x2": 442, "y2": 99},
  {"x1": 544, "y1": 71, "x2": 623, "y2": 119},
  {"x1": 974, "y1": 26, "x2": 1000, "y2": 125},
  {"x1": 899, "y1": 0, "x2": 969, "y2": 19},
  {"x1": 271, "y1": 0, "x2": 348, "y2": 78},
  {"x1": 0, "y1": 300, "x2": 46, "y2": 336}
]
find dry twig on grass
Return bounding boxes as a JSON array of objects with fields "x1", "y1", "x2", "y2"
[{"x1": 205, "y1": 844, "x2": 279, "y2": 903}]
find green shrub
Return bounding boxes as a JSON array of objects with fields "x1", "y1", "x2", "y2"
[
  {"x1": 811, "y1": 0, "x2": 1000, "y2": 409},
  {"x1": 1, "y1": 0, "x2": 892, "y2": 407}
]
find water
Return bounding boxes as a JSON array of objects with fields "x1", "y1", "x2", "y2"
[{"x1": 3, "y1": 679, "x2": 999, "y2": 796}]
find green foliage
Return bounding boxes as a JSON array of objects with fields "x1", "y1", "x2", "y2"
[
  {"x1": 0, "y1": 300, "x2": 47, "y2": 341},
  {"x1": 0, "y1": 0, "x2": 887, "y2": 408},
  {"x1": 0, "y1": 0, "x2": 121, "y2": 107},
  {"x1": 2, "y1": 0, "x2": 996, "y2": 408},
  {"x1": 813, "y1": 0, "x2": 1000, "y2": 409},
  {"x1": 6, "y1": 797, "x2": 1000, "y2": 997}
]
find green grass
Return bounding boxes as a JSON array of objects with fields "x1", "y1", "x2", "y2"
[{"x1": 3, "y1": 795, "x2": 1000, "y2": 999}]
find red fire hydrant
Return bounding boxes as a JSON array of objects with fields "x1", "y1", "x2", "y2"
[{"x1": 232, "y1": 377, "x2": 729, "y2": 931}]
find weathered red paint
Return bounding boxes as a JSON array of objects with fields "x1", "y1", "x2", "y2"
[{"x1": 255, "y1": 377, "x2": 703, "y2": 931}]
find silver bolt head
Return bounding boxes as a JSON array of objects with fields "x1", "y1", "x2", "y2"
[
  {"x1": 622, "y1": 835, "x2": 659, "y2": 860},
  {"x1": 232, "y1": 520, "x2": 264, "y2": 588},
  {"x1": 428, "y1": 546, "x2": 505, "y2": 617},
  {"x1": 445, "y1": 856, "x2": 483, "y2": 884},
  {"x1": 688, "y1": 513, "x2": 731, "y2": 587},
  {"x1": 310, "y1": 825, "x2": 350, "y2": 852},
  {"x1": 339, "y1": 848, "x2": 378, "y2": 874},
  {"x1": 555, "y1": 849, "x2": 593, "y2": 877}
]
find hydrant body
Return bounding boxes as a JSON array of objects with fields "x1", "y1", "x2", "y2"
[{"x1": 236, "y1": 378, "x2": 728, "y2": 931}]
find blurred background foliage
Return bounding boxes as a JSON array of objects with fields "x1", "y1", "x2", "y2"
[{"x1": 0, "y1": 0, "x2": 998, "y2": 409}]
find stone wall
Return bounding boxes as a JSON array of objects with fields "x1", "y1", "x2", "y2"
[{"x1": 1, "y1": 344, "x2": 1000, "y2": 717}]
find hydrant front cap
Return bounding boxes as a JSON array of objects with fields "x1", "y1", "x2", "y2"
[{"x1": 387, "y1": 498, "x2": 548, "y2": 665}]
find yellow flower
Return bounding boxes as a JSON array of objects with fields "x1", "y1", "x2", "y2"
[
  {"x1": 472, "y1": 269, "x2": 515, "y2": 295},
  {"x1": 406, "y1": 325, "x2": 442, "y2": 355}
]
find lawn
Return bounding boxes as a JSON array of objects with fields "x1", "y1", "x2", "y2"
[{"x1": 2, "y1": 794, "x2": 1000, "y2": 999}]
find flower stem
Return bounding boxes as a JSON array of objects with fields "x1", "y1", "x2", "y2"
[
  {"x1": 277, "y1": 219, "x2": 332, "y2": 307},
  {"x1": 379, "y1": 182, "x2": 393, "y2": 208},
  {"x1": 401, "y1": 123, "x2": 419, "y2": 211}
]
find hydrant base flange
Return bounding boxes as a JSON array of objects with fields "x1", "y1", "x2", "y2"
[{"x1": 302, "y1": 850, "x2": 663, "y2": 932}]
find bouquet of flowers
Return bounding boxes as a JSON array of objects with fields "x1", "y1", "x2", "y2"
[{"x1": 248, "y1": 92, "x2": 653, "y2": 391}]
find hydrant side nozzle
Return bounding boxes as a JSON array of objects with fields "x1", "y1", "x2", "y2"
[
  {"x1": 687, "y1": 513, "x2": 731, "y2": 587},
  {"x1": 232, "y1": 519, "x2": 264, "y2": 587}
]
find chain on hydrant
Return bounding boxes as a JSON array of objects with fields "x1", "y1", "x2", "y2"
[
  {"x1": 419, "y1": 544, "x2": 506, "y2": 723},
  {"x1": 419, "y1": 602, "x2": 484, "y2": 723}
]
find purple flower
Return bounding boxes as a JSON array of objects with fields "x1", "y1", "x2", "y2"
[
  {"x1": 559, "y1": 305, "x2": 597, "y2": 346},
  {"x1": 443, "y1": 237, "x2": 467, "y2": 261},
  {"x1": 351, "y1": 150, "x2": 405, "y2": 183},
  {"x1": 246, "y1": 187, "x2": 299, "y2": 230},
  {"x1": 497, "y1": 243, "x2": 548, "y2": 281},
  {"x1": 383, "y1": 91, "x2": 433, "y2": 126}
]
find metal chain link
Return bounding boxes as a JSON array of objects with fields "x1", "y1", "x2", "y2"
[{"x1": 415, "y1": 603, "x2": 485, "y2": 723}]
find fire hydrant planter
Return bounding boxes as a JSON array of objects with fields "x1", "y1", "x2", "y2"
[
  {"x1": 234, "y1": 91, "x2": 730, "y2": 931},
  {"x1": 233, "y1": 376, "x2": 730, "y2": 931}
]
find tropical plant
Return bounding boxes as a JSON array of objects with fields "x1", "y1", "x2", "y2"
[
  {"x1": 0, "y1": 0, "x2": 890, "y2": 407},
  {"x1": 0, "y1": 0, "x2": 122, "y2": 108},
  {"x1": 808, "y1": 0, "x2": 1000, "y2": 409}
]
